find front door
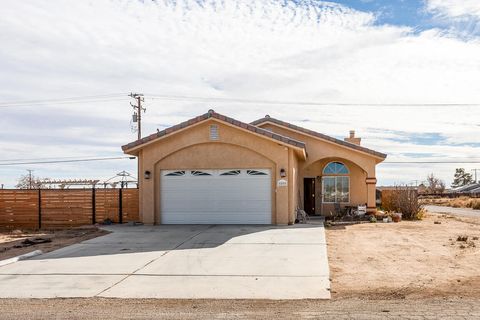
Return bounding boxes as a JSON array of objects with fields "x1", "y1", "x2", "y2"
[{"x1": 304, "y1": 178, "x2": 315, "y2": 215}]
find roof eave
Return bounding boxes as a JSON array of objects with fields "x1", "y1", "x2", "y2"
[
  {"x1": 252, "y1": 118, "x2": 387, "y2": 160},
  {"x1": 122, "y1": 111, "x2": 307, "y2": 156}
]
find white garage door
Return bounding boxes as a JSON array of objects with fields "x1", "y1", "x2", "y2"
[{"x1": 160, "y1": 169, "x2": 272, "y2": 224}]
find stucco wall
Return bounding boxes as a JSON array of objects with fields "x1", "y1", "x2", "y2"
[
  {"x1": 259, "y1": 122, "x2": 380, "y2": 214},
  {"x1": 135, "y1": 119, "x2": 298, "y2": 225}
]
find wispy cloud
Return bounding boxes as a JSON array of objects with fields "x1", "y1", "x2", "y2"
[
  {"x1": 425, "y1": 0, "x2": 480, "y2": 37},
  {"x1": 0, "y1": 0, "x2": 479, "y2": 186},
  {"x1": 426, "y1": 0, "x2": 480, "y2": 19}
]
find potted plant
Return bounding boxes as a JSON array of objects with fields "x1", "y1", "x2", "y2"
[{"x1": 392, "y1": 212, "x2": 402, "y2": 223}]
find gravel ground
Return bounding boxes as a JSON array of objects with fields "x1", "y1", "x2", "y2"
[{"x1": 0, "y1": 298, "x2": 479, "y2": 319}]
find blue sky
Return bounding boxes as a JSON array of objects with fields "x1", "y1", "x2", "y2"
[
  {"x1": 334, "y1": 0, "x2": 428, "y2": 27},
  {"x1": 0, "y1": 0, "x2": 480, "y2": 187}
]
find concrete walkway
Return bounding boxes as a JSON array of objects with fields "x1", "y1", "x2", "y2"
[
  {"x1": 425, "y1": 205, "x2": 480, "y2": 218},
  {"x1": 0, "y1": 224, "x2": 330, "y2": 299}
]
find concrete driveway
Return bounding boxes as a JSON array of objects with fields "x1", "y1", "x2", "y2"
[{"x1": 0, "y1": 224, "x2": 330, "y2": 299}]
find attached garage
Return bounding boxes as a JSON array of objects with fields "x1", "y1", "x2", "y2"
[
  {"x1": 160, "y1": 169, "x2": 272, "y2": 224},
  {"x1": 122, "y1": 110, "x2": 308, "y2": 225}
]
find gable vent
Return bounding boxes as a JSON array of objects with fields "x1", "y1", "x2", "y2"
[{"x1": 210, "y1": 124, "x2": 219, "y2": 140}]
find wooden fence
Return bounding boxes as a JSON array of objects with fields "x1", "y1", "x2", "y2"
[{"x1": 0, "y1": 188, "x2": 139, "y2": 229}]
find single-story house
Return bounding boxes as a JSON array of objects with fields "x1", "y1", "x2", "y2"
[{"x1": 122, "y1": 110, "x2": 386, "y2": 225}]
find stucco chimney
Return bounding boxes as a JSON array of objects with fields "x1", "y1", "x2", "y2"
[{"x1": 344, "y1": 130, "x2": 361, "y2": 145}]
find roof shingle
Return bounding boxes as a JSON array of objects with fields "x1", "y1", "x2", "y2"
[
  {"x1": 251, "y1": 116, "x2": 387, "y2": 159},
  {"x1": 122, "y1": 110, "x2": 306, "y2": 152}
]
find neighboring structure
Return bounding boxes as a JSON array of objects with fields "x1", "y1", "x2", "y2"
[
  {"x1": 450, "y1": 183, "x2": 480, "y2": 194},
  {"x1": 122, "y1": 110, "x2": 386, "y2": 225}
]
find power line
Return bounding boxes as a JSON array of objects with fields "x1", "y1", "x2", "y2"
[
  {"x1": 0, "y1": 155, "x2": 119, "y2": 162},
  {"x1": 0, "y1": 156, "x2": 136, "y2": 166},
  {"x1": 0, "y1": 97, "x2": 127, "y2": 108},
  {"x1": 146, "y1": 93, "x2": 480, "y2": 107},
  {"x1": 1, "y1": 92, "x2": 480, "y2": 108},
  {"x1": 0, "y1": 93, "x2": 127, "y2": 108}
]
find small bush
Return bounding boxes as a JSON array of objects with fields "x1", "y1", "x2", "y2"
[
  {"x1": 472, "y1": 200, "x2": 480, "y2": 210},
  {"x1": 384, "y1": 186, "x2": 423, "y2": 220}
]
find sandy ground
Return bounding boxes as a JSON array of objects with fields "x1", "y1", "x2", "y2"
[
  {"x1": 326, "y1": 211, "x2": 480, "y2": 299},
  {"x1": 0, "y1": 227, "x2": 108, "y2": 260},
  {"x1": 0, "y1": 298, "x2": 479, "y2": 319}
]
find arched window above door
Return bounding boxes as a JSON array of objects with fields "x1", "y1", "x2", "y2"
[{"x1": 323, "y1": 162, "x2": 349, "y2": 175}]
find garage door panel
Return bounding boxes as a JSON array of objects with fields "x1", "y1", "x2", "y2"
[
  {"x1": 161, "y1": 192, "x2": 270, "y2": 202},
  {"x1": 162, "y1": 213, "x2": 270, "y2": 224},
  {"x1": 160, "y1": 169, "x2": 272, "y2": 224},
  {"x1": 163, "y1": 201, "x2": 271, "y2": 212}
]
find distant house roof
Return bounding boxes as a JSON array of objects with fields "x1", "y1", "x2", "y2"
[
  {"x1": 122, "y1": 110, "x2": 306, "y2": 152},
  {"x1": 451, "y1": 183, "x2": 480, "y2": 193},
  {"x1": 251, "y1": 115, "x2": 387, "y2": 159}
]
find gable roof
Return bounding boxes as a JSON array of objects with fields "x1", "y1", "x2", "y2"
[
  {"x1": 251, "y1": 116, "x2": 387, "y2": 159},
  {"x1": 122, "y1": 110, "x2": 307, "y2": 154}
]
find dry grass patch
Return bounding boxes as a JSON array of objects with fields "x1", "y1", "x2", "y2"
[{"x1": 421, "y1": 196, "x2": 480, "y2": 209}]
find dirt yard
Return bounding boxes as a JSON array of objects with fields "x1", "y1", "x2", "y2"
[
  {"x1": 326, "y1": 211, "x2": 480, "y2": 299},
  {"x1": 0, "y1": 227, "x2": 108, "y2": 260}
]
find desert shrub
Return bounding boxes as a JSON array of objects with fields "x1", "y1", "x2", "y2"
[
  {"x1": 380, "y1": 190, "x2": 396, "y2": 212},
  {"x1": 383, "y1": 186, "x2": 423, "y2": 220},
  {"x1": 472, "y1": 200, "x2": 480, "y2": 210},
  {"x1": 447, "y1": 197, "x2": 479, "y2": 209},
  {"x1": 450, "y1": 199, "x2": 463, "y2": 208}
]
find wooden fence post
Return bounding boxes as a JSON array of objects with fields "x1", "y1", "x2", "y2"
[
  {"x1": 92, "y1": 188, "x2": 96, "y2": 224},
  {"x1": 118, "y1": 188, "x2": 123, "y2": 224},
  {"x1": 38, "y1": 189, "x2": 42, "y2": 229}
]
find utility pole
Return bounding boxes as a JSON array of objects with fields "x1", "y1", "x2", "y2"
[
  {"x1": 27, "y1": 169, "x2": 34, "y2": 189},
  {"x1": 472, "y1": 169, "x2": 480, "y2": 183},
  {"x1": 129, "y1": 93, "x2": 146, "y2": 140}
]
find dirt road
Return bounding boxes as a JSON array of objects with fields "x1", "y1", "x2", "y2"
[
  {"x1": 425, "y1": 205, "x2": 480, "y2": 218},
  {"x1": 0, "y1": 298, "x2": 479, "y2": 320}
]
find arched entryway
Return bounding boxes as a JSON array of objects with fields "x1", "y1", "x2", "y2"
[{"x1": 302, "y1": 158, "x2": 367, "y2": 216}]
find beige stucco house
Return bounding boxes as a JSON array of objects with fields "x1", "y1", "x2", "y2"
[{"x1": 122, "y1": 110, "x2": 386, "y2": 225}]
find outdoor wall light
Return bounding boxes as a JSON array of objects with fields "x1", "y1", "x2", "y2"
[
  {"x1": 280, "y1": 168, "x2": 286, "y2": 178},
  {"x1": 144, "y1": 170, "x2": 151, "y2": 180}
]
